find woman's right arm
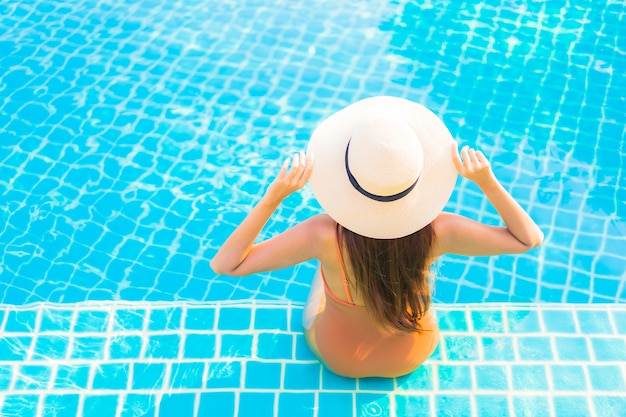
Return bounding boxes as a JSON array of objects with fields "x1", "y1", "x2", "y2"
[{"x1": 432, "y1": 145, "x2": 544, "y2": 257}]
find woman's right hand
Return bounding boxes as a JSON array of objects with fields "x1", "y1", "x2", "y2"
[
  {"x1": 451, "y1": 144, "x2": 497, "y2": 188},
  {"x1": 433, "y1": 143, "x2": 544, "y2": 258}
]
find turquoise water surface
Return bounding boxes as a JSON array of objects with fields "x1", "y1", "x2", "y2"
[{"x1": 1, "y1": 0, "x2": 625, "y2": 416}]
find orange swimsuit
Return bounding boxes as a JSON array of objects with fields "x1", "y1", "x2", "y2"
[{"x1": 313, "y1": 237, "x2": 439, "y2": 378}]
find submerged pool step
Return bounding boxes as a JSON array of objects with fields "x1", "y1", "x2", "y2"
[{"x1": 0, "y1": 301, "x2": 625, "y2": 417}]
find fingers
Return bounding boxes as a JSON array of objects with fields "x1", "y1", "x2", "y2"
[
  {"x1": 292, "y1": 152, "x2": 300, "y2": 169},
  {"x1": 284, "y1": 150, "x2": 314, "y2": 184},
  {"x1": 453, "y1": 144, "x2": 474, "y2": 173},
  {"x1": 279, "y1": 157, "x2": 291, "y2": 177},
  {"x1": 451, "y1": 143, "x2": 463, "y2": 172},
  {"x1": 475, "y1": 150, "x2": 488, "y2": 165},
  {"x1": 452, "y1": 143, "x2": 491, "y2": 175},
  {"x1": 460, "y1": 145, "x2": 472, "y2": 169}
]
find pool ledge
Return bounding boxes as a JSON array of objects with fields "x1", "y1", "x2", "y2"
[{"x1": 0, "y1": 301, "x2": 625, "y2": 417}]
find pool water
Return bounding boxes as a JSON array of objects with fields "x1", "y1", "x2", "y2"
[{"x1": 1, "y1": 0, "x2": 625, "y2": 416}]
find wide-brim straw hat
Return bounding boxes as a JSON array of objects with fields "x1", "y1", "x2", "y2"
[{"x1": 307, "y1": 96, "x2": 458, "y2": 239}]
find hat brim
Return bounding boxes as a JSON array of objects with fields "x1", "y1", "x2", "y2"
[{"x1": 307, "y1": 96, "x2": 458, "y2": 239}]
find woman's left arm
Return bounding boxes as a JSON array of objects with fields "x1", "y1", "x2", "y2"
[{"x1": 210, "y1": 151, "x2": 320, "y2": 276}]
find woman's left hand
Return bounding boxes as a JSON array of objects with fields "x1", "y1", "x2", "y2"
[{"x1": 265, "y1": 150, "x2": 314, "y2": 204}]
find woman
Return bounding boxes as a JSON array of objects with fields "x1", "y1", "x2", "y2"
[{"x1": 210, "y1": 96, "x2": 543, "y2": 378}]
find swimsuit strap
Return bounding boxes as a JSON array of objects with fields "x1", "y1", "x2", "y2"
[{"x1": 336, "y1": 225, "x2": 355, "y2": 305}]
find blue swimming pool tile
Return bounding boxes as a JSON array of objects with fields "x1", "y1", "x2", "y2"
[
  {"x1": 42, "y1": 394, "x2": 80, "y2": 417},
  {"x1": 178, "y1": 275, "x2": 210, "y2": 300},
  {"x1": 437, "y1": 309, "x2": 469, "y2": 331},
  {"x1": 517, "y1": 336, "x2": 554, "y2": 361},
  {"x1": 590, "y1": 337, "x2": 626, "y2": 361},
  {"x1": 435, "y1": 395, "x2": 472, "y2": 417},
  {"x1": 474, "y1": 364, "x2": 509, "y2": 391},
  {"x1": 611, "y1": 311, "x2": 626, "y2": 335},
  {"x1": 245, "y1": 361, "x2": 282, "y2": 389},
  {"x1": 541, "y1": 309, "x2": 577, "y2": 333},
  {"x1": 577, "y1": 310, "x2": 614, "y2": 334},
  {"x1": 429, "y1": 341, "x2": 443, "y2": 360},
  {"x1": 112, "y1": 309, "x2": 145, "y2": 331},
  {"x1": 278, "y1": 393, "x2": 315, "y2": 417},
  {"x1": 471, "y1": 309, "x2": 505, "y2": 332},
  {"x1": 145, "y1": 334, "x2": 180, "y2": 359},
  {"x1": 198, "y1": 392, "x2": 235, "y2": 417},
  {"x1": 587, "y1": 365, "x2": 626, "y2": 391},
  {"x1": 14, "y1": 365, "x2": 51, "y2": 390},
  {"x1": 205, "y1": 282, "x2": 236, "y2": 301},
  {"x1": 109, "y1": 335, "x2": 143, "y2": 359},
  {"x1": 552, "y1": 396, "x2": 591, "y2": 417},
  {"x1": 321, "y1": 367, "x2": 358, "y2": 390},
  {"x1": 159, "y1": 393, "x2": 195, "y2": 417},
  {"x1": 218, "y1": 306, "x2": 252, "y2": 331},
  {"x1": 149, "y1": 306, "x2": 182, "y2": 331},
  {"x1": 294, "y1": 334, "x2": 317, "y2": 360},
  {"x1": 1, "y1": 394, "x2": 39, "y2": 417},
  {"x1": 444, "y1": 335, "x2": 480, "y2": 360},
  {"x1": 220, "y1": 334, "x2": 252, "y2": 358},
  {"x1": 566, "y1": 290, "x2": 592, "y2": 303},
  {"x1": 592, "y1": 396, "x2": 626, "y2": 417},
  {"x1": 397, "y1": 395, "x2": 430, "y2": 417},
  {"x1": 356, "y1": 393, "x2": 391, "y2": 417},
  {"x1": 257, "y1": 332, "x2": 293, "y2": 360},
  {"x1": 290, "y1": 307, "x2": 304, "y2": 332},
  {"x1": 512, "y1": 278, "x2": 538, "y2": 301},
  {"x1": 184, "y1": 307, "x2": 216, "y2": 330},
  {"x1": 4, "y1": 309, "x2": 37, "y2": 332},
  {"x1": 70, "y1": 336, "x2": 107, "y2": 359},
  {"x1": 54, "y1": 364, "x2": 91, "y2": 389},
  {"x1": 435, "y1": 281, "x2": 466, "y2": 304},
  {"x1": 511, "y1": 365, "x2": 549, "y2": 391},
  {"x1": 73, "y1": 310, "x2": 109, "y2": 332},
  {"x1": 553, "y1": 336, "x2": 591, "y2": 361},
  {"x1": 32, "y1": 335, "x2": 69, "y2": 360},
  {"x1": 513, "y1": 396, "x2": 550, "y2": 417},
  {"x1": 121, "y1": 394, "x2": 155, "y2": 417},
  {"x1": 397, "y1": 364, "x2": 434, "y2": 390},
  {"x1": 0, "y1": 364, "x2": 12, "y2": 391},
  {"x1": 438, "y1": 364, "x2": 473, "y2": 391},
  {"x1": 170, "y1": 362, "x2": 204, "y2": 389},
  {"x1": 92, "y1": 363, "x2": 129, "y2": 390},
  {"x1": 255, "y1": 307, "x2": 289, "y2": 330},
  {"x1": 83, "y1": 395, "x2": 119, "y2": 417},
  {"x1": 2, "y1": 286, "x2": 32, "y2": 307},
  {"x1": 132, "y1": 363, "x2": 166, "y2": 390},
  {"x1": 475, "y1": 394, "x2": 510, "y2": 417},
  {"x1": 39, "y1": 308, "x2": 74, "y2": 332},
  {"x1": 0, "y1": 336, "x2": 32, "y2": 361},
  {"x1": 183, "y1": 333, "x2": 216, "y2": 359},
  {"x1": 119, "y1": 287, "x2": 149, "y2": 303},
  {"x1": 206, "y1": 361, "x2": 242, "y2": 389},
  {"x1": 358, "y1": 376, "x2": 395, "y2": 391},
  {"x1": 507, "y1": 309, "x2": 542, "y2": 333},
  {"x1": 239, "y1": 392, "x2": 275, "y2": 417},
  {"x1": 318, "y1": 392, "x2": 353, "y2": 417},
  {"x1": 284, "y1": 363, "x2": 321, "y2": 390},
  {"x1": 594, "y1": 278, "x2": 621, "y2": 300},
  {"x1": 550, "y1": 365, "x2": 588, "y2": 391}
]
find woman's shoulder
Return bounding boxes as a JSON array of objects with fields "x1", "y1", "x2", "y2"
[
  {"x1": 307, "y1": 214, "x2": 337, "y2": 238},
  {"x1": 303, "y1": 214, "x2": 338, "y2": 258},
  {"x1": 429, "y1": 212, "x2": 458, "y2": 258},
  {"x1": 311, "y1": 213, "x2": 336, "y2": 226}
]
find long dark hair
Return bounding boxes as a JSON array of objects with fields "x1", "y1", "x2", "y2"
[{"x1": 339, "y1": 223, "x2": 434, "y2": 333}]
